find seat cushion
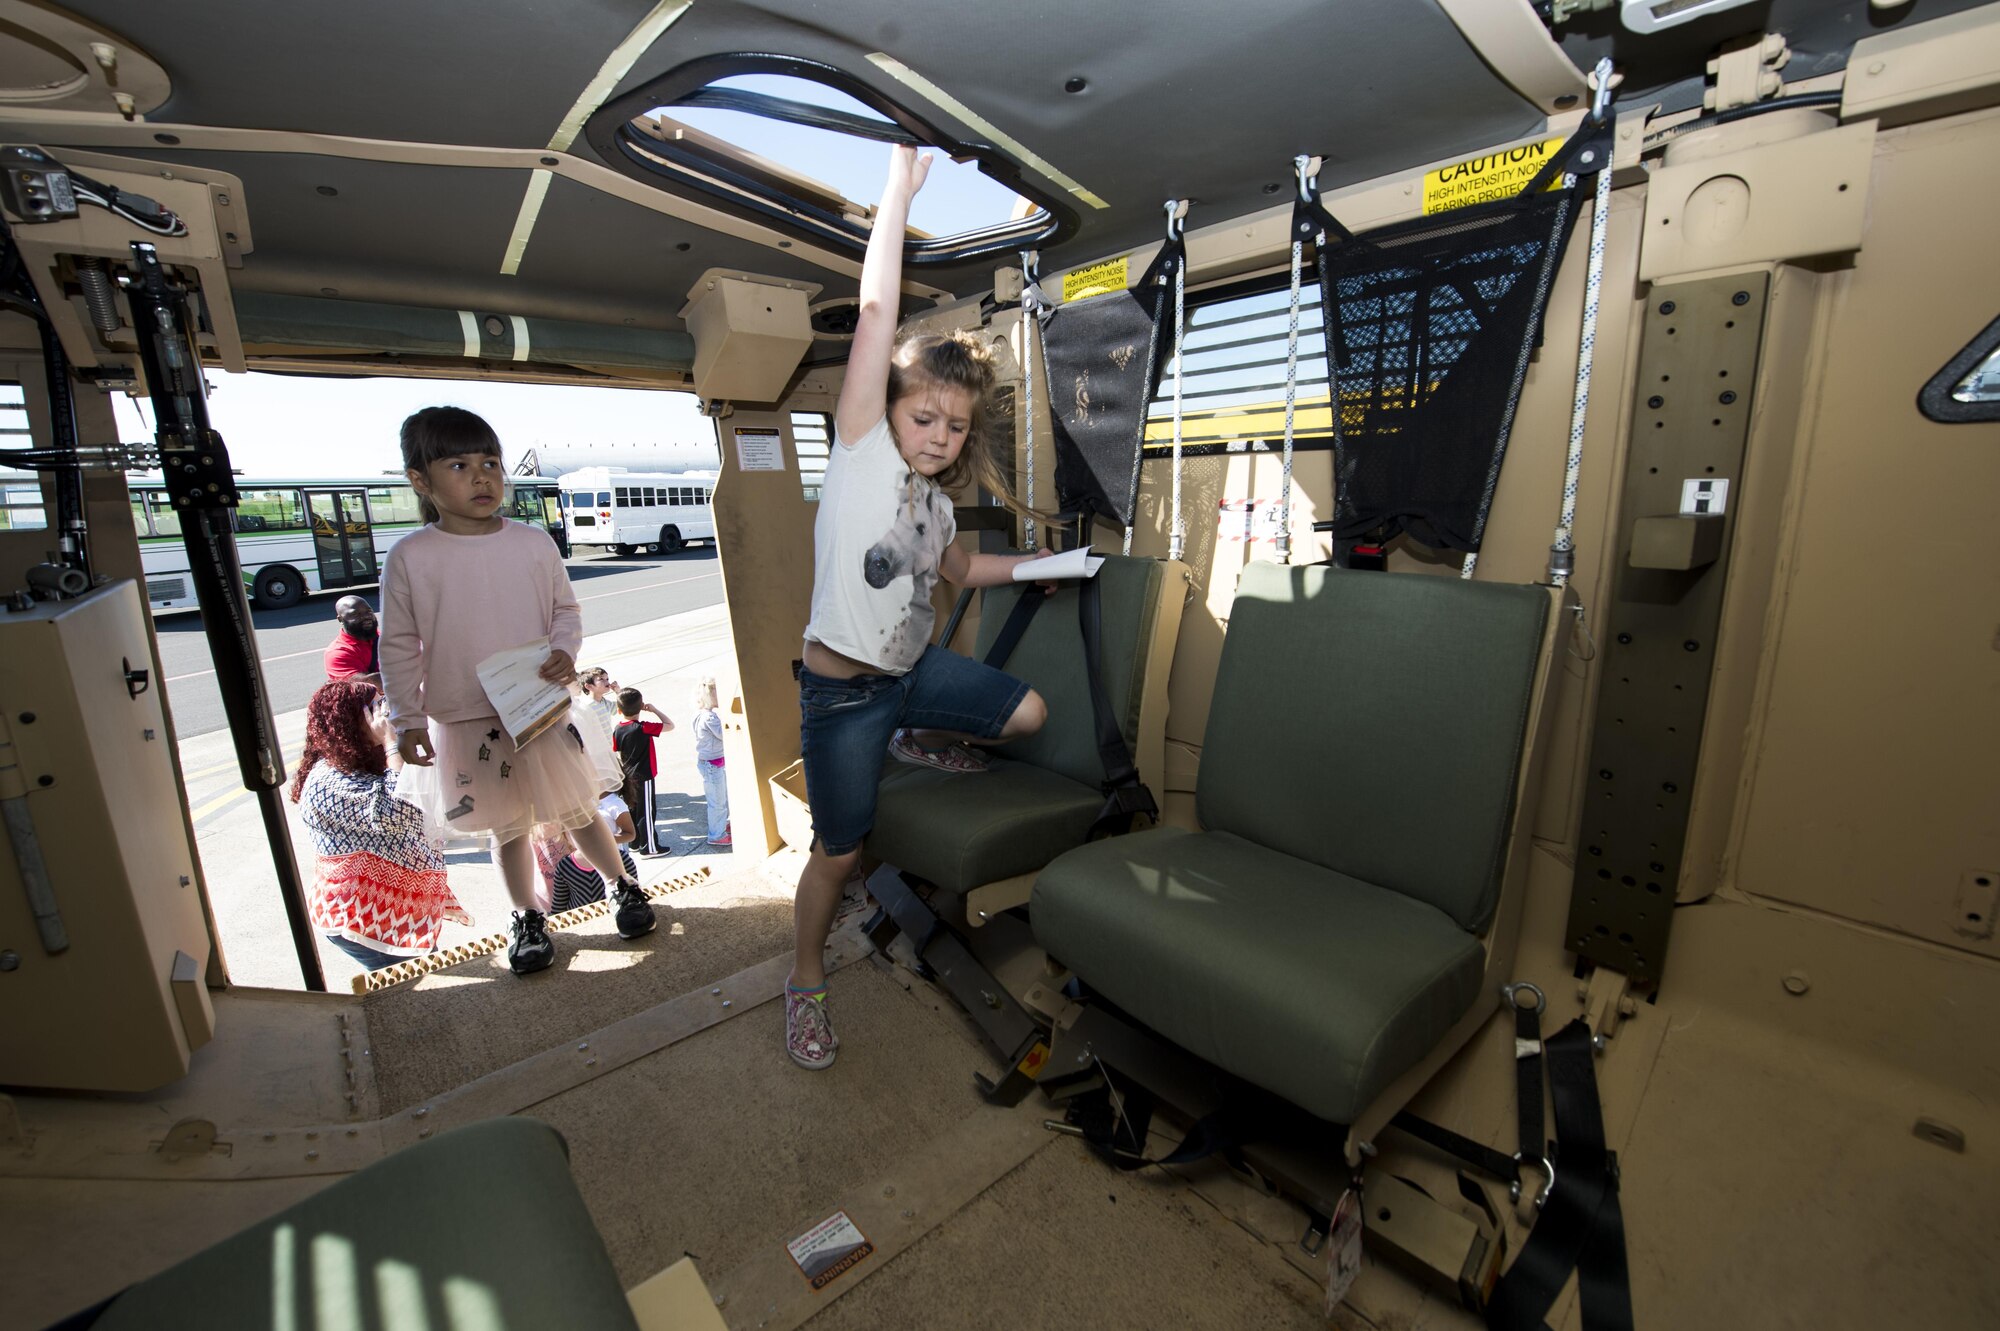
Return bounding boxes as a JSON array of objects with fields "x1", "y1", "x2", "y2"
[
  {"x1": 1033, "y1": 827, "x2": 1485, "y2": 1125},
  {"x1": 92, "y1": 1118, "x2": 639, "y2": 1330},
  {"x1": 870, "y1": 756, "x2": 1102, "y2": 894}
]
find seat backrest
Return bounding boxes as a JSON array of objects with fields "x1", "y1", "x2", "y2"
[
  {"x1": 1197, "y1": 563, "x2": 1550, "y2": 932},
  {"x1": 971, "y1": 554, "x2": 1165, "y2": 790}
]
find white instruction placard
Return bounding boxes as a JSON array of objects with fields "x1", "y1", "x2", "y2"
[
  {"x1": 787, "y1": 1210, "x2": 875, "y2": 1291},
  {"x1": 734, "y1": 426, "x2": 785, "y2": 472}
]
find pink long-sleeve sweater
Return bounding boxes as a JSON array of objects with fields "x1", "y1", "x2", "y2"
[{"x1": 378, "y1": 518, "x2": 582, "y2": 732}]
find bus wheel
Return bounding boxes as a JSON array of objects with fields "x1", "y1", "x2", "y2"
[
  {"x1": 658, "y1": 525, "x2": 685, "y2": 555},
  {"x1": 253, "y1": 565, "x2": 304, "y2": 609}
]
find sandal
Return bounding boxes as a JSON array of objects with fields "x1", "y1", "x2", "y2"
[{"x1": 888, "y1": 729, "x2": 990, "y2": 774}]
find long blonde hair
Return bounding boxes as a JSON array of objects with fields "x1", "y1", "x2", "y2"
[{"x1": 887, "y1": 330, "x2": 1048, "y2": 522}]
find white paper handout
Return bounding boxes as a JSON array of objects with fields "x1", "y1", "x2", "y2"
[
  {"x1": 475, "y1": 638, "x2": 572, "y2": 748},
  {"x1": 1012, "y1": 546, "x2": 1104, "y2": 582}
]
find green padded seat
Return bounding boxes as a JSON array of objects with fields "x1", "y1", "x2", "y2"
[
  {"x1": 88, "y1": 1118, "x2": 639, "y2": 1330},
  {"x1": 1033, "y1": 563, "x2": 1551, "y2": 1126},
  {"x1": 868, "y1": 555, "x2": 1166, "y2": 890},
  {"x1": 1033, "y1": 827, "x2": 1484, "y2": 1124},
  {"x1": 872, "y1": 757, "x2": 1102, "y2": 893}
]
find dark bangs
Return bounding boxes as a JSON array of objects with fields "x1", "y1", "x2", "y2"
[{"x1": 400, "y1": 405, "x2": 503, "y2": 473}]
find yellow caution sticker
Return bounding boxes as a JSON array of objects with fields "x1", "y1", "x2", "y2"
[
  {"x1": 1422, "y1": 137, "x2": 1566, "y2": 215},
  {"x1": 1016, "y1": 1040, "x2": 1050, "y2": 1078},
  {"x1": 1063, "y1": 256, "x2": 1128, "y2": 303}
]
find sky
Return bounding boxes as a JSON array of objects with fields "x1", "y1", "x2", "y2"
[{"x1": 109, "y1": 374, "x2": 718, "y2": 478}]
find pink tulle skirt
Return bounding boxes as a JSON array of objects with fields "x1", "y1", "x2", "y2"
[{"x1": 395, "y1": 703, "x2": 623, "y2": 845}]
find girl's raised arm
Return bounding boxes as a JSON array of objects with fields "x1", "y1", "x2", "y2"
[{"x1": 835, "y1": 145, "x2": 931, "y2": 446}]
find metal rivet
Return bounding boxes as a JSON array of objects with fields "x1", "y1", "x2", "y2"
[
  {"x1": 1732, "y1": 290, "x2": 1751, "y2": 305},
  {"x1": 722, "y1": 1000, "x2": 732, "y2": 1008},
  {"x1": 1781, "y1": 971, "x2": 1810, "y2": 995},
  {"x1": 586, "y1": 1058, "x2": 597, "y2": 1067},
  {"x1": 711, "y1": 987, "x2": 721, "y2": 995},
  {"x1": 346, "y1": 1128, "x2": 359, "y2": 1137},
  {"x1": 883, "y1": 1186, "x2": 896, "y2": 1198},
  {"x1": 414, "y1": 1107, "x2": 429, "y2": 1118},
  {"x1": 306, "y1": 1150, "x2": 318, "y2": 1160},
  {"x1": 419, "y1": 1128, "x2": 432, "y2": 1139},
  {"x1": 1719, "y1": 390, "x2": 1737, "y2": 405},
  {"x1": 902, "y1": 1208, "x2": 914, "y2": 1219},
  {"x1": 578, "y1": 1042, "x2": 589, "y2": 1051},
  {"x1": 1658, "y1": 301, "x2": 1676, "y2": 315}
]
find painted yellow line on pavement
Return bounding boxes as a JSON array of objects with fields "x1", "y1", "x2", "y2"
[{"x1": 190, "y1": 784, "x2": 255, "y2": 823}]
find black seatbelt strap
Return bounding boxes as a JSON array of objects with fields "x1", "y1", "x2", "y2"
[
  {"x1": 1389, "y1": 1110, "x2": 1519, "y2": 1186},
  {"x1": 1485, "y1": 1019, "x2": 1634, "y2": 1331},
  {"x1": 981, "y1": 588, "x2": 1046, "y2": 669},
  {"x1": 1510, "y1": 982, "x2": 1553, "y2": 1211},
  {"x1": 1078, "y1": 574, "x2": 1157, "y2": 837}
]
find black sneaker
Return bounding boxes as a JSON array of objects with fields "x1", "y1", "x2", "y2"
[
  {"x1": 508, "y1": 909, "x2": 555, "y2": 974},
  {"x1": 613, "y1": 880, "x2": 657, "y2": 940}
]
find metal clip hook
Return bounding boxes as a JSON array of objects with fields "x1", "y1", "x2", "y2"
[
  {"x1": 1588, "y1": 57, "x2": 1616, "y2": 120},
  {"x1": 1293, "y1": 153, "x2": 1317, "y2": 202},
  {"x1": 1162, "y1": 198, "x2": 1187, "y2": 241},
  {"x1": 1502, "y1": 980, "x2": 1547, "y2": 1014}
]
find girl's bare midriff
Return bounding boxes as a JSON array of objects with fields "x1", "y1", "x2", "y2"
[{"x1": 802, "y1": 638, "x2": 883, "y2": 681}]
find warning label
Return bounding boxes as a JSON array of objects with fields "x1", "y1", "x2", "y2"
[
  {"x1": 1422, "y1": 137, "x2": 1566, "y2": 215},
  {"x1": 787, "y1": 1210, "x2": 875, "y2": 1291},
  {"x1": 1063, "y1": 256, "x2": 1128, "y2": 303}
]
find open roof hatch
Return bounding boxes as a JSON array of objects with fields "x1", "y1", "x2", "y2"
[{"x1": 587, "y1": 55, "x2": 1077, "y2": 266}]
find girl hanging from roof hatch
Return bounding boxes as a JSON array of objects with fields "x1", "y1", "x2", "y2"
[
  {"x1": 378, "y1": 405, "x2": 644, "y2": 977},
  {"x1": 785, "y1": 145, "x2": 1055, "y2": 1071}
]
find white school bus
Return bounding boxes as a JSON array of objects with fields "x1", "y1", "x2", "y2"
[
  {"x1": 1, "y1": 3, "x2": 1998, "y2": 1330},
  {"x1": 559, "y1": 465, "x2": 717, "y2": 555}
]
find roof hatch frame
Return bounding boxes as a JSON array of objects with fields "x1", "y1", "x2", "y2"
[{"x1": 585, "y1": 53, "x2": 1078, "y2": 267}]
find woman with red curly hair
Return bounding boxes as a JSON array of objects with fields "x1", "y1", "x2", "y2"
[{"x1": 291, "y1": 678, "x2": 470, "y2": 971}]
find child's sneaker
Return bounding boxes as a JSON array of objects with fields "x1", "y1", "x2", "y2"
[
  {"x1": 707, "y1": 834, "x2": 733, "y2": 847},
  {"x1": 508, "y1": 910, "x2": 554, "y2": 974},
  {"x1": 786, "y1": 989, "x2": 837, "y2": 1070},
  {"x1": 888, "y1": 729, "x2": 989, "y2": 773},
  {"x1": 612, "y1": 880, "x2": 657, "y2": 939}
]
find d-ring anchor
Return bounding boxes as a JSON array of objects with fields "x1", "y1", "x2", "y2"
[
  {"x1": 1511, "y1": 1152, "x2": 1557, "y2": 1210},
  {"x1": 1502, "y1": 980, "x2": 1546, "y2": 1014},
  {"x1": 1162, "y1": 198, "x2": 1187, "y2": 241}
]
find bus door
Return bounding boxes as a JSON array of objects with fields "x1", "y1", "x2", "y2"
[{"x1": 303, "y1": 488, "x2": 377, "y2": 587}]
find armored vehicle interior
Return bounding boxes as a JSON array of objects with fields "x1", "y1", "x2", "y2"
[{"x1": 1, "y1": 1, "x2": 1998, "y2": 1327}]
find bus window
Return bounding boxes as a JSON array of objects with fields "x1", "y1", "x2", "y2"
[
  {"x1": 146, "y1": 492, "x2": 182, "y2": 537},
  {"x1": 0, "y1": 481, "x2": 45, "y2": 531},
  {"x1": 597, "y1": 490, "x2": 611, "y2": 506},
  {"x1": 367, "y1": 485, "x2": 424, "y2": 526},
  {"x1": 129, "y1": 490, "x2": 151, "y2": 537},
  {"x1": 236, "y1": 489, "x2": 307, "y2": 533}
]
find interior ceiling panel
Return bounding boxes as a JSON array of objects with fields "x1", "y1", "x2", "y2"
[
  {"x1": 1565, "y1": 0, "x2": 1993, "y2": 114},
  {"x1": 59, "y1": 0, "x2": 658, "y2": 148},
  {"x1": 27, "y1": 0, "x2": 1968, "y2": 364},
  {"x1": 594, "y1": 0, "x2": 1549, "y2": 285}
]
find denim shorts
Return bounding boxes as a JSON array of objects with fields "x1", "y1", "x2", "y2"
[{"x1": 799, "y1": 644, "x2": 1031, "y2": 855}]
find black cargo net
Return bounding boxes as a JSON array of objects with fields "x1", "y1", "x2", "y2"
[
  {"x1": 1308, "y1": 130, "x2": 1602, "y2": 555},
  {"x1": 1039, "y1": 236, "x2": 1186, "y2": 530}
]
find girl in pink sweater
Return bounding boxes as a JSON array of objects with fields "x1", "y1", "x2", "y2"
[{"x1": 380, "y1": 406, "x2": 651, "y2": 976}]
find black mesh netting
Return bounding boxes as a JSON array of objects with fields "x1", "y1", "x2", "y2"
[
  {"x1": 1039, "y1": 236, "x2": 1185, "y2": 529},
  {"x1": 1310, "y1": 126, "x2": 1604, "y2": 554}
]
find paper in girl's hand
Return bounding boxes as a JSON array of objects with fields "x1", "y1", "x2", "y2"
[
  {"x1": 476, "y1": 637, "x2": 572, "y2": 747},
  {"x1": 1011, "y1": 546, "x2": 1104, "y2": 582}
]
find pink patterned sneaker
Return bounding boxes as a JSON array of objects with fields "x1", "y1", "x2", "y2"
[
  {"x1": 786, "y1": 989, "x2": 837, "y2": 1070},
  {"x1": 888, "y1": 729, "x2": 990, "y2": 773}
]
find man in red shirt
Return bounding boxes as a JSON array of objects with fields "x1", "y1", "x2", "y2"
[
  {"x1": 613, "y1": 687, "x2": 674, "y2": 855},
  {"x1": 324, "y1": 595, "x2": 381, "y2": 686}
]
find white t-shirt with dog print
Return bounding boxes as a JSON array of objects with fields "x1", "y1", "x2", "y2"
[{"x1": 804, "y1": 415, "x2": 956, "y2": 674}]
